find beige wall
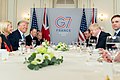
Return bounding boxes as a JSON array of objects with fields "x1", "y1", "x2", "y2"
[
  {"x1": 94, "y1": 0, "x2": 114, "y2": 34},
  {"x1": 6, "y1": 0, "x2": 120, "y2": 35},
  {"x1": 0, "y1": 0, "x2": 8, "y2": 20}
]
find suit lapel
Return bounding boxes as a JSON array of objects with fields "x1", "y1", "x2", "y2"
[
  {"x1": 96, "y1": 31, "x2": 103, "y2": 47},
  {"x1": 17, "y1": 29, "x2": 22, "y2": 39},
  {"x1": 117, "y1": 31, "x2": 120, "y2": 36}
]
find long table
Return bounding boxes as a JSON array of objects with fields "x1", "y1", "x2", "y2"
[{"x1": 0, "y1": 49, "x2": 120, "y2": 80}]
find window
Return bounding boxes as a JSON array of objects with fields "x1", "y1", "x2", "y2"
[
  {"x1": 56, "y1": 0, "x2": 74, "y2": 4},
  {"x1": 54, "y1": 0, "x2": 77, "y2": 8}
]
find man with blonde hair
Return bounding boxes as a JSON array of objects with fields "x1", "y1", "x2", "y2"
[
  {"x1": 8, "y1": 20, "x2": 29, "y2": 51},
  {"x1": 89, "y1": 23, "x2": 111, "y2": 49}
]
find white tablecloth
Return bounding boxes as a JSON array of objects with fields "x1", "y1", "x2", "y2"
[{"x1": 0, "y1": 49, "x2": 120, "y2": 80}]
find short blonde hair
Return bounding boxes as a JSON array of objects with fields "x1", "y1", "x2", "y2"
[
  {"x1": 17, "y1": 20, "x2": 29, "y2": 26},
  {"x1": 89, "y1": 23, "x2": 101, "y2": 30},
  {"x1": 0, "y1": 21, "x2": 12, "y2": 33}
]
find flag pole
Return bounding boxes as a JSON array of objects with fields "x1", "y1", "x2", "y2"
[
  {"x1": 44, "y1": 0, "x2": 47, "y2": 7},
  {"x1": 44, "y1": 4, "x2": 46, "y2": 8},
  {"x1": 40, "y1": 0, "x2": 41, "y2": 8},
  {"x1": 82, "y1": 0, "x2": 85, "y2": 8},
  {"x1": 33, "y1": 3, "x2": 35, "y2": 8},
  {"x1": 83, "y1": 4, "x2": 85, "y2": 8},
  {"x1": 92, "y1": 3, "x2": 94, "y2": 8},
  {"x1": 91, "y1": 0, "x2": 94, "y2": 8}
]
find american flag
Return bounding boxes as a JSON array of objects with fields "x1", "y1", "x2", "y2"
[
  {"x1": 91, "y1": 8, "x2": 97, "y2": 24},
  {"x1": 78, "y1": 8, "x2": 87, "y2": 42},
  {"x1": 41, "y1": 8, "x2": 50, "y2": 42},
  {"x1": 31, "y1": 8, "x2": 38, "y2": 30}
]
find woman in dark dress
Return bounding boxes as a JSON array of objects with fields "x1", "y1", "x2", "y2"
[{"x1": 0, "y1": 21, "x2": 13, "y2": 52}]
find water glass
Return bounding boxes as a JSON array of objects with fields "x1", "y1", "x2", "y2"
[
  {"x1": 19, "y1": 39, "x2": 26, "y2": 47},
  {"x1": 32, "y1": 40, "x2": 36, "y2": 47},
  {"x1": 19, "y1": 39, "x2": 26, "y2": 54},
  {"x1": 88, "y1": 39, "x2": 97, "y2": 54},
  {"x1": 89, "y1": 39, "x2": 97, "y2": 50},
  {"x1": 106, "y1": 36, "x2": 120, "y2": 80}
]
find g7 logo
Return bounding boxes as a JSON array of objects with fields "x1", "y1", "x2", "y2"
[{"x1": 55, "y1": 16, "x2": 72, "y2": 28}]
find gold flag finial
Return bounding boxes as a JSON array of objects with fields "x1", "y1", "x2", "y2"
[
  {"x1": 33, "y1": 3, "x2": 35, "y2": 8},
  {"x1": 93, "y1": 3, "x2": 94, "y2": 8},
  {"x1": 83, "y1": 4, "x2": 85, "y2": 8},
  {"x1": 44, "y1": 4, "x2": 46, "y2": 8}
]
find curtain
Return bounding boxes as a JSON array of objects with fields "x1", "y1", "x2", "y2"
[{"x1": 0, "y1": 0, "x2": 8, "y2": 21}]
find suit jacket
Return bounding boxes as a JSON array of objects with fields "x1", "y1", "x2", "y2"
[
  {"x1": 36, "y1": 39, "x2": 44, "y2": 46},
  {"x1": 8, "y1": 29, "x2": 22, "y2": 51},
  {"x1": 116, "y1": 30, "x2": 120, "y2": 36},
  {"x1": 96, "y1": 31, "x2": 111, "y2": 49},
  {"x1": 25, "y1": 34, "x2": 37, "y2": 46}
]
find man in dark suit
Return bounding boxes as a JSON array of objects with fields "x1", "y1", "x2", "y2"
[
  {"x1": 8, "y1": 20, "x2": 29, "y2": 51},
  {"x1": 89, "y1": 23, "x2": 111, "y2": 49},
  {"x1": 84, "y1": 29, "x2": 97, "y2": 47},
  {"x1": 102, "y1": 15, "x2": 120, "y2": 62},
  {"x1": 105, "y1": 15, "x2": 120, "y2": 49},
  {"x1": 36, "y1": 30, "x2": 44, "y2": 46},
  {"x1": 96, "y1": 32, "x2": 111, "y2": 49},
  {"x1": 111, "y1": 15, "x2": 120, "y2": 36},
  {"x1": 25, "y1": 27, "x2": 37, "y2": 47}
]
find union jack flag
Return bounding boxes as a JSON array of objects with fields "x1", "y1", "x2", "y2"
[{"x1": 41, "y1": 8, "x2": 50, "y2": 42}]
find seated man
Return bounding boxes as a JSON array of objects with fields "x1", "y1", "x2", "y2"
[
  {"x1": 84, "y1": 29, "x2": 97, "y2": 47},
  {"x1": 8, "y1": 20, "x2": 29, "y2": 51},
  {"x1": 111, "y1": 15, "x2": 120, "y2": 36},
  {"x1": 89, "y1": 23, "x2": 111, "y2": 49},
  {"x1": 106, "y1": 15, "x2": 120, "y2": 50},
  {"x1": 25, "y1": 27, "x2": 37, "y2": 48},
  {"x1": 36, "y1": 31, "x2": 44, "y2": 46}
]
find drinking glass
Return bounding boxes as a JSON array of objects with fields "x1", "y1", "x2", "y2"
[
  {"x1": 88, "y1": 39, "x2": 97, "y2": 54},
  {"x1": 106, "y1": 36, "x2": 120, "y2": 59},
  {"x1": 19, "y1": 39, "x2": 26, "y2": 54},
  {"x1": 106, "y1": 36, "x2": 120, "y2": 79},
  {"x1": 89, "y1": 39, "x2": 97, "y2": 49},
  {"x1": 19, "y1": 39, "x2": 25, "y2": 48},
  {"x1": 32, "y1": 40, "x2": 36, "y2": 47}
]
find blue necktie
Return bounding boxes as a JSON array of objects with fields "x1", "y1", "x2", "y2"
[{"x1": 22, "y1": 34, "x2": 25, "y2": 39}]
